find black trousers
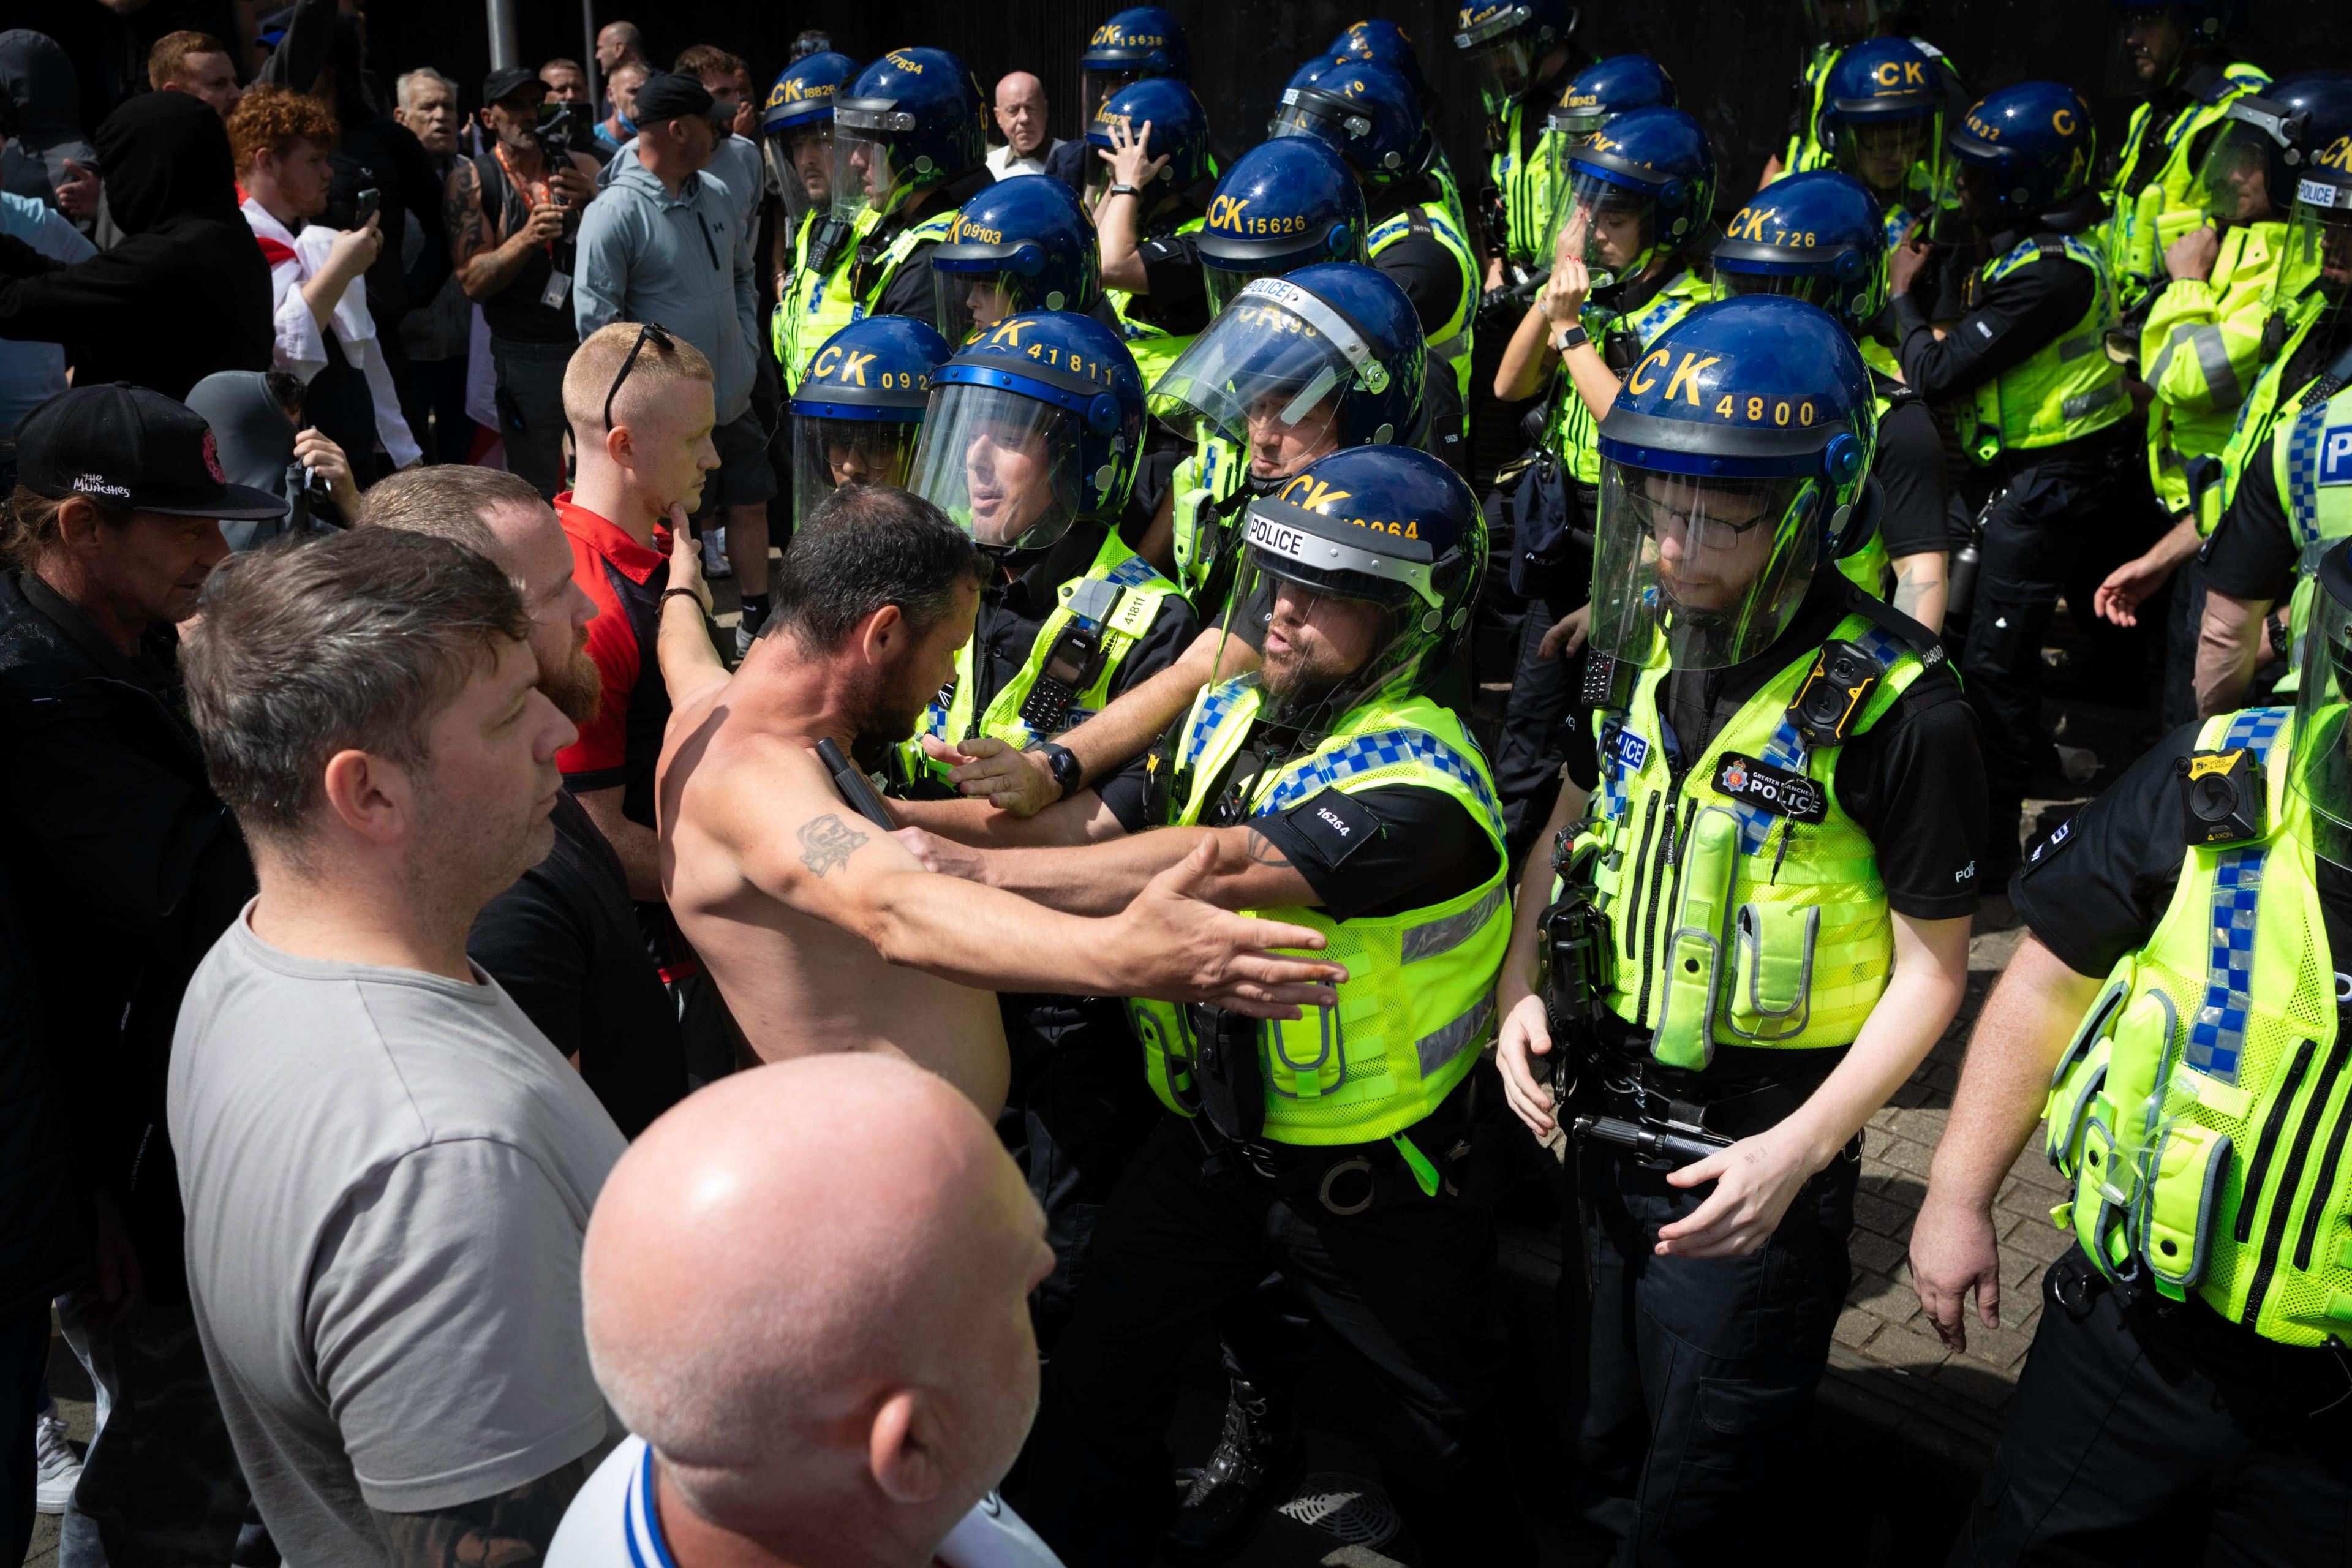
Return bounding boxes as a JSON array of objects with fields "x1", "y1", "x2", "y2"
[
  {"x1": 1496, "y1": 590, "x2": 1592, "y2": 871},
  {"x1": 1019, "y1": 1109, "x2": 1537, "y2": 1567},
  {"x1": 1951, "y1": 1250, "x2": 2352, "y2": 1567},
  {"x1": 1577, "y1": 1140, "x2": 1860, "y2": 1567}
]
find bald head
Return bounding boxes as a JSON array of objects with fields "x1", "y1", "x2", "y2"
[
  {"x1": 583, "y1": 1057, "x2": 1052, "y2": 1550},
  {"x1": 596, "y1": 21, "x2": 646, "y2": 74},
  {"x1": 993, "y1": 72, "x2": 1050, "y2": 159}
]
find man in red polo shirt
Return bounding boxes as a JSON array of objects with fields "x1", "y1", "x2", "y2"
[{"x1": 556, "y1": 322, "x2": 721, "y2": 900}]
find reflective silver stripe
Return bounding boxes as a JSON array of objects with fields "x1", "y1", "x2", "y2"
[
  {"x1": 1400, "y1": 886, "x2": 1504, "y2": 965},
  {"x1": 1415, "y1": 996, "x2": 1492, "y2": 1078},
  {"x1": 2190, "y1": 325, "x2": 2243, "y2": 408},
  {"x1": 2061, "y1": 383, "x2": 2125, "y2": 421},
  {"x1": 1427, "y1": 330, "x2": 1468, "y2": 363},
  {"x1": 2146, "y1": 331, "x2": 2183, "y2": 390},
  {"x1": 2059, "y1": 332, "x2": 2103, "y2": 362}
]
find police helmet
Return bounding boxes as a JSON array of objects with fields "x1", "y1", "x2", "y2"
[
  {"x1": 2109, "y1": 1, "x2": 2234, "y2": 43},
  {"x1": 1082, "y1": 6, "x2": 1190, "y2": 118},
  {"x1": 1270, "y1": 58, "x2": 1425, "y2": 187},
  {"x1": 1153, "y1": 262, "x2": 1427, "y2": 463},
  {"x1": 788, "y1": 315, "x2": 951, "y2": 529},
  {"x1": 1821, "y1": 38, "x2": 1947, "y2": 208},
  {"x1": 763, "y1": 52, "x2": 859, "y2": 232},
  {"x1": 1084, "y1": 77, "x2": 1214, "y2": 209},
  {"x1": 908, "y1": 312, "x2": 1147, "y2": 554},
  {"x1": 1329, "y1": 20, "x2": 1434, "y2": 111},
  {"x1": 1548, "y1": 55, "x2": 1677, "y2": 142},
  {"x1": 1589, "y1": 296, "x2": 1877, "y2": 671},
  {"x1": 830, "y1": 49, "x2": 987, "y2": 225},
  {"x1": 1550, "y1": 106, "x2": 1717, "y2": 290},
  {"x1": 1196, "y1": 139, "x2": 1370, "y2": 315},
  {"x1": 1948, "y1": 82, "x2": 2099, "y2": 230},
  {"x1": 1232, "y1": 444, "x2": 1484, "y2": 728},
  {"x1": 1455, "y1": 1, "x2": 1579, "y2": 116},
  {"x1": 1713, "y1": 171, "x2": 1888, "y2": 332},
  {"x1": 929, "y1": 176, "x2": 1101, "y2": 348},
  {"x1": 2193, "y1": 72, "x2": 2352, "y2": 230}
]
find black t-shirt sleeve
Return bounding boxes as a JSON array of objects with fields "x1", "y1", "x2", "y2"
[
  {"x1": 1372, "y1": 233, "x2": 1466, "y2": 340},
  {"x1": 1872, "y1": 398, "x2": 1951, "y2": 560},
  {"x1": 1833, "y1": 666, "x2": 1988, "y2": 919},
  {"x1": 1249, "y1": 782, "x2": 1500, "y2": 921},
  {"x1": 2200, "y1": 451, "x2": 2296, "y2": 603},
  {"x1": 875, "y1": 245, "x2": 939, "y2": 327},
  {"x1": 2008, "y1": 720, "x2": 2206, "y2": 977},
  {"x1": 1136, "y1": 233, "x2": 1210, "y2": 333},
  {"x1": 1894, "y1": 252, "x2": 2094, "y2": 403},
  {"x1": 1562, "y1": 694, "x2": 1604, "y2": 794},
  {"x1": 1090, "y1": 590, "x2": 1202, "y2": 834}
]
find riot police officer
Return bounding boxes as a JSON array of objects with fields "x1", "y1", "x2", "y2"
[
  {"x1": 1044, "y1": 5, "x2": 1191, "y2": 193},
  {"x1": 917, "y1": 443, "x2": 1536, "y2": 1567},
  {"x1": 889, "y1": 309, "x2": 1199, "y2": 1349},
  {"x1": 1271, "y1": 55, "x2": 1479, "y2": 467},
  {"x1": 1889, "y1": 81, "x2": 2133, "y2": 875},
  {"x1": 1497, "y1": 295, "x2": 1985, "y2": 1564},
  {"x1": 827, "y1": 48, "x2": 992, "y2": 333},
  {"x1": 763, "y1": 49, "x2": 860, "y2": 393},
  {"x1": 1911, "y1": 541, "x2": 2352, "y2": 1561},
  {"x1": 1547, "y1": 53, "x2": 1679, "y2": 143},
  {"x1": 785, "y1": 314, "x2": 951, "y2": 529},
  {"x1": 1765, "y1": 0, "x2": 1959, "y2": 186},
  {"x1": 1812, "y1": 35, "x2": 1962, "y2": 251},
  {"x1": 1087, "y1": 77, "x2": 1218, "y2": 391},
  {"x1": 1489, "y1": 104, "x2": 1719, "y2": 863},
  {"x1": 1456, "y1": 0, "x2": 1592, "y2": 294},
  {"x1": 1325, "y1": 18, "x2": 1472, "y2": 238},
  {"x1": 927, "y1": 173, "x2": 1109, "y2": 346},
  {"x1": 1713, "y1": 168, "x2": 1954, "y2": 630},
  {"x1": 2102, "y1": 0, "x2": 2269, "y2": 315}
]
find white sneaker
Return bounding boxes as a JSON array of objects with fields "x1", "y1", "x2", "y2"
[
  {"x1": 35, "y1": 1407, "x2": 80, "y2": 1515},
  {"x1": 700, "y1": 529, "x2": 733, "y2": 580}
]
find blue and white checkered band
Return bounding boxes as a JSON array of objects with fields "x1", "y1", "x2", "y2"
[
  {"x1": 1597, "y1": 714, "x2": 1638, "y2": 823},
  {"x1": 919, "y1": 682, "x2": 954, "y2": 743},
  {"x1": 1180, "y1": 677, "x2": 1259, "y2": 770},
  {"x1": 1255, "y1": 726, "x2": 1505, "y2": 841},
  {"x1": 1719, "y1": 624, "x2": 1907, "y2": 855},
  {"x1": 2186, "y1": 706, "x2": 2291, "y2": 1085},
  {"x1": 1629, "y1": 287, "x2": 1685, "y2": 346},
  {"x1": 2285, "y1": 396, "x2": 2333, "y2": 549}
]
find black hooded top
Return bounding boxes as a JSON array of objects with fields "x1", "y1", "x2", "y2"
[
  {"x1": 0, "y1": 30, "x2": 100, "y2": 213},
  {"x1": 0, "y1": 92, "x2": 271, "y2": 400}
]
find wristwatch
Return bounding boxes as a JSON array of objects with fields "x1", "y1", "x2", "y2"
[
  {"x1": 1036, "y1": 741, "x2": 1084, "y2": 799},
  {"x1": 1553, "y1": 323, "x2": 1591, "y2": 353},
  {"x1": 2266, "y1": 607, "x2": 2290, "y2": 659},
  {"x1": 1107, "y1": 182, "x2": 1142, "y2": 198}
]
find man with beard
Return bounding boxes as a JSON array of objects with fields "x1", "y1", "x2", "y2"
[
  {"x1": 361, "y1": 465, "x2": 688, "y2": 1134},
  {"x1": 655, "y1": 483, "x2": 1346, "y2": 1120}
]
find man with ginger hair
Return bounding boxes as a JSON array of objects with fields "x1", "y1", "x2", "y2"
[
  {"x1": 548, "y1": 1054, "x2": 1063, "y2": 1567},
  {"x1": 149, "y1": 31, "x2": 243, "y2": 119}
]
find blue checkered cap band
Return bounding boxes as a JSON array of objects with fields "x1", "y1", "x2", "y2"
[{"x1": 2185, "y1": 706, "x2": 2290, "y2": 1084}]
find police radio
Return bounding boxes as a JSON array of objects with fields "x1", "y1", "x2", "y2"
[{"x1": 2178, "y1": 747, "x2": 2266, "y2": 848}]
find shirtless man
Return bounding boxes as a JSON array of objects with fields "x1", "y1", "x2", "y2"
[{"x1": 657, "y1": 483, "x2": 1346, "y2": 1118}]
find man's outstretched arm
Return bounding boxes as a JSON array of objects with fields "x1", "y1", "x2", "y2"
[{"x1": 897, "y1": 820, "x2": 1321, "y2": 918}]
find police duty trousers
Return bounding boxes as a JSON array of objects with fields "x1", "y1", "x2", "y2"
[
  {"x1": 1951, "y1": 1248, "x2": 2352, "y2": 1567},
  {"x1": 1577, "y1": 1139, "x2": 1860, "y2": 1567},
  {"x1": 1017, "y1": 1107, "x2": 1537, "y2": 1567}
]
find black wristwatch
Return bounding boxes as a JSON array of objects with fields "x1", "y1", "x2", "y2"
[
  {"x1": 1107, "y1": 181, "x2": 1142, "y2": 198},
  {"x1": 1037, "y1": 741, "x2": 1084, "y2": 799},
  {"x1": 2265, "y1": 607, "x2": 2290, "y2": 659},
  {"x1": 1553, "y1": 322, "x2": 1590, "y2": 353}
]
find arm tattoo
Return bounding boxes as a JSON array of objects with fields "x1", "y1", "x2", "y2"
[
  {"x1": 798, "y1": 813, "x2": 868, "y2": 877},
  {"x1": 1243, "y1": 827, "x2": 1292, "y2": 868},
  {"x1": 369, "y1": 1455, "x2": 590, "y2": 1567},
  {"x1": 444, "y1": 161, "x2": 489, "y2": 266}
]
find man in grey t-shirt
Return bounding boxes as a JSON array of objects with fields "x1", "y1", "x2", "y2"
[{"x1": 170, "y1": 528, "x2": 626, "y2": 1566}]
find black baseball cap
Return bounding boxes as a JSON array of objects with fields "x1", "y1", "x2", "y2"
[
  {"x1": 483, "y1": 66, "x2": 548, "y2": 108},
  {"x1": 632, "y1": 72, "x2": 717, "y2": 126},
  {"x1": 15, "y1": 384, "x2": 288, "y2": 522}
]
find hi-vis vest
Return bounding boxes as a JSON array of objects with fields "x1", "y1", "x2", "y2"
[
  {"x1": 1831, "y1": 371, "x2": 1911, "y2": 600},
  {"x1": 1547, "y1": 270, "x2": 1711, "y2": 484},
  {"x1": 774, "y1": 206, "x2": 881, "y2": 393},
  {"x1": 1109, "y1": 211, "x2": 1207, "y2": 390},
  {"x1": 847, "y1": 203, "x2": 963, "y2": 333},
  {"x1": 1370, "y1": 201, "x2": 1478, "y2": 438},
  {"x1": 1127, "y1": 679, "x2": 1510, "y2": 1147},
  {"x1": 2103, "y1": 62, "x2": 2271, "y2": 312},
  {"x1": 1958, "y1": 235, "x2": 2129, "y2": 464},
  {"x1": 1490, "y1": 97, "x2": 1561, "y2": 270},
  {"x1": 2207, "y1": 294, "x2": 2335, "y2": 534},
  {"x1": 2269, "y1": 381, "x2": 2352, "y2": 692},
  {"x1": 2046, "y1": 707, "x2": 2352, "y2": 1347},
  {"x1": 892, "y1": 533, "x2": 1181, "y2": 789},
  {"x1": 2142, "y1": 220, "x2": 2286, "y2": 523},
  {"x1": 1167, "y1": 431, "x2": 1246, "y2": 616},
  {"x1": 1566, "y1": 609, "x2": 1934, "y2": 1068}
]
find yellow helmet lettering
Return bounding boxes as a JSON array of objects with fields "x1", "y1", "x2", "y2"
[
  {"x1": 811, "y1": 345, "x2": 843, "y2": 379},
  {"x1": 1626, "y1": 347, "x2": 1670, "y2": 397},
  {"x1": 989, "y1": 318, "x2": 1028, "y2": 348},
  {"x1": 886, "y1": 51, "x2": 924, "y2": 74},
  {"x1": 842, "y1": 350, "x2": 877, "y2": 385},
  {"x1": 2318, "y1": 137, "x2": 2352, "y2": 173},
  {"x1": 1663, "y1": 352, "x2": 1721, "y2": 407},
  {"x1": 1279, "y1": 477, "x2": 1354, "y2": 511},
  {"x1": 2052, "y1": 107, "x2": 2076, "y2": 137},
  {"x1": 1874, "y1": 62, "x2": 1902, "y2": 87}
]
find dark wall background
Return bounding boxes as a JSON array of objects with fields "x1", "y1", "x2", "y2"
[{"x1": 360, "y1": 0, "x2": 2352, "y2": 219}]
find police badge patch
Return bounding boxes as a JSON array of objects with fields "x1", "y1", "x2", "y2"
[{"x1": 1712, "y1": 752, "x2": 1827, "y2": 824}]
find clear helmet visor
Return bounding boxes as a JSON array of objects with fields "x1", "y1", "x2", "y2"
[
  {"x1": 1588, "y1": 462, "x2": 1826, "y2": 671},
  {"x1": 1204, "y1": 263, "x2": 1279, "y2": 317},
  {"x1": 1833, "y1": 113, "x2": 1945, "y2": 207},
  {"x1": 1082, "y1": 67, "x2": 1145, "y2": 122},
  {"x1": 768, "y1": 124, "x2": 834, "y2": 233},
  {"x1": 1219, "y1": 522, "x2": 1446, "y2": 734},
  {"x1": 907, "y1": 385, "x2": 1089, "y2": 554},
  {"x1": 932, "y1": 268, "x2": 1037, "y2": 350},
  {"x1": 1548, "y1": 167, "x2": 1659, "y2": 293},
  {"x1": 830, "y1": 127, "x2": 907, "y2": 225},
  {"x1": 1148, "y1": 288, "x2": 1384, "y2": 454},
  {"x1": 1714, "y1": 266, "x2": 1844, "y2": 308},
  {"x1": 2277, "y1": 198, "x2": 2352, "y2": 317},
  {"x1": 2194, "y1": 121, "x2": 2278, "y2": 224},
  {"x1": 1268, "y1": 92, "x2": 1379, "y2": 171},
  {"x1": 1465, "y1": 34, "x2": 1542, "y2": 116},
  {"x1": 790, "y1": 413, "x2": 919, "y2": 530}
]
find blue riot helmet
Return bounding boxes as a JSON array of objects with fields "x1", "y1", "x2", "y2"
[
  {"x1": 1230, "y1": 444, "x2": 1485, "y2": 729},
  {"x1": 2192, "y1": 71, "x2": 2352, "y2": 228},
  {"x1": 1196, "y1": 139, "x2": 1370, "y2": 315},
  {"x1": 2257, "y1": 74, "x2": 2352, "y2": 312},
  {"x1": 1712, "y1": 170, "x2": 1888, "y2": 331},
  {"x1": 1269, "y1": 58, "x2": 1425, "y2": 188},
  {"x1": 1548, "y1": 55, "x2": 1676, "y2": 142},
  {"x1": 1081, "y1": 7, "x2": 1190, "y2": 119},
  {"x1": 1332, "y1": 20, "x2": 1434, "y2": 110},
  {"x1": 1549, "y1": 105, "x2": 1717, "y2": 291},
  {"x1": 1082, "y1": 77, "x2": 1213, "y2": 211},
  {"x1": 830, "y1": 48, "x2": 988, "y2": 225},
  {"x1": 763, "y1": 51, "x2": 859, "y2": 233},
  {"x1": 929, "y1": 176, "x2": 1101, "y2": 347},
  {"x1": 1454, "y1": 1, "x2": 1580, "y2": 118},
  {"x1": 1589, "y1": 296, "x2": 1877, "y2": 670},
  {"x1": 1947, "y1": 82, "x2": 2099, "y2": 232},
  {"x1": 2110, "y1": 2, "x2": 2234, "y2": 94},
  {"x1": 788, "y1": 315, "x2": 952, "y2": 529},
  {"x1": 908, "y1": 312, "x2": 1147, "y2": 554},
  {"x1": 1152, "y1": 263, "x2": 1427, "y2": 478},
  {"x1": 1821, "y1": 37, "x2": 1947, "y2": 213}
]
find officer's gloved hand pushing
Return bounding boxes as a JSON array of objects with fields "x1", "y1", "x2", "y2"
[{"x1": 1491, "y1": 295, "x2": 1984, "y2": 1562}]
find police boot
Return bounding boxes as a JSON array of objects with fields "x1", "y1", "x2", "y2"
[{"x1": 1166, "y1": 1376, "x2": 1305, "y2": 1561}]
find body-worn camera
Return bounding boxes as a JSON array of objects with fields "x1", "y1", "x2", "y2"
[{"x1": 2179, "y1": 747, "x2": 2266, "y2": 848}]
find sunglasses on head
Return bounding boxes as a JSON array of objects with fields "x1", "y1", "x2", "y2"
[{"x1": 602, "y1": 321, "x2": 676, "y2": 431}]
